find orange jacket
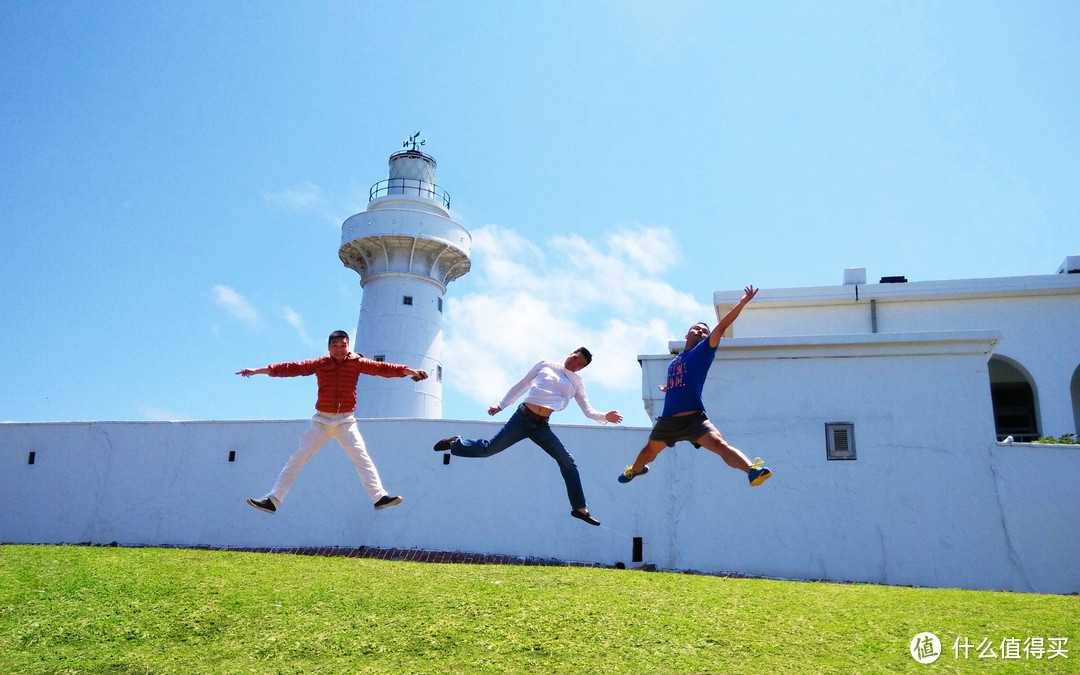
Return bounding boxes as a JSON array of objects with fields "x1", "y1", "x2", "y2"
[{"x1": 267, "y1": 353, "x2": 408, "y2": 414}]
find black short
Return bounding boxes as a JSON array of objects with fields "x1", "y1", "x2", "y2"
[{"x1": 648, "y1": 411, "x2": 717, "y2": 448}]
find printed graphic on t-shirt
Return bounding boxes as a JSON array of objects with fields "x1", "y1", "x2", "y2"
[{"x1": 666, "y1": 354, "x2": 687, "y2": 391}]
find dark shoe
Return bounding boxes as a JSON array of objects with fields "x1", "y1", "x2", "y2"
[
  {"x1": 374, "y1": 495, "x2": 402, "y2": 510},
  {"x1": 571, "y1": 509, "x2": 600, "y2": 526},
  {"x1": 247, "y1": 497, "x2": 276, "y2": 514},
  {"x1": 433, "y1": 436, "x2": 460, "y2": 451}
]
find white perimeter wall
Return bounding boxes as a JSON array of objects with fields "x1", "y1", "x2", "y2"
[{"x1": 3, "y1": 330, "x2": 1078, "y2": 594}]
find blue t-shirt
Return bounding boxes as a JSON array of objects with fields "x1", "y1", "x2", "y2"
[{"x1": 660, "y1": 338, "x2": 718, "y2": 417}]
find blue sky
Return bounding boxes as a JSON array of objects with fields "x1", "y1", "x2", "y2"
[{"x1": 2, "y1": 1, "x2": 1078, "y2": 427}]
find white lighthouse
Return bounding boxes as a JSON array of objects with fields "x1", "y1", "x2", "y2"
[{"x1": 338, "y1": 136, "x2": 471, "y2": 418}]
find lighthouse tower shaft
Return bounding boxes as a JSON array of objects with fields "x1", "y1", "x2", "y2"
[{"x1": 338, "y1": 149, "x2": 471, "y2": 418}]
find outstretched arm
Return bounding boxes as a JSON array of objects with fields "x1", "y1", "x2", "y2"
[
  {"x1": 571, "y1": 379, "x2": 623, "y2": 425},
  {"x1": 404, "y1": 368, "x2": 429, "y2": 382},
  {"x1": 709, "y1": 285, "x2": 758, "y2": 348},
  {"x1": 236, "y1": 367, "x2": 270, "y2": 377}
]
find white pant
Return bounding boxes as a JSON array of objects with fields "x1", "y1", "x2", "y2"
[{"x1": 268, "y1": 412, "x2": 388, "y2": 506}]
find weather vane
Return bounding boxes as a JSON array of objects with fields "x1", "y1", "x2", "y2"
[{"x1": 403, "y1": 132, "x2": 425, "y2": 152}]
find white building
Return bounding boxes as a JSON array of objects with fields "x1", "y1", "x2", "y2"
[
  {"x1": 628, "y1": 258, "x2": 1079, "y2": 592},
  {"x1": 338, "y1": 140, "x2": 471, "y2": 418},
  {"x1": 641, "y1": 257, "x2": 1080, "y2": 440}
]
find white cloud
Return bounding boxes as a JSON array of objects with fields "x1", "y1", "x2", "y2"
[
  {"x1": 140, "y1": 406, "x2": 188, "y2": 421},
  {"x1": 605, "y1": 227, "x2": 681, "y2": 275},
  {"x1": 212, "y1": 286, "x2": 321, "y2": 347},
  {"x1": 212, "y1": 285, "x2": 260, "y2": 326},
  {"x1": 616, "y1": 0, "x2": 707, "y2": 53},
  {"x1": 281, "y1": 306, "x2": 314, "y2": 346},
  {"x1": 443, "y1": 225, "x2": 710, "y2": 408},
  {"x1": 262, "y1": 181, "x2": 344, "y2": 227},
  {"x1": 262, "y1": 180, "x2": 325, "y2": 210}
]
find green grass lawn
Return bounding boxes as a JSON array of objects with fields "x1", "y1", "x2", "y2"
[{"x1": 1, "y1": 545, "x2": 1075, "y2": 674}]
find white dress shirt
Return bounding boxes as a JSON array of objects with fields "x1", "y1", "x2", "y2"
[{"x1": 497, "y1": 360, "x2": 608, "y2": 424}]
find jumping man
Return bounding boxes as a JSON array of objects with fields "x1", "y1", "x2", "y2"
[
  {"x1": 238, "y1": 330, "x2": 427, "y2": 514},
  {"x1": 434, "y1": 348, "x2": 622, "y2": 526},
  {"x1": 619, "y1": 286, "x2": 771, "y2": 487}
]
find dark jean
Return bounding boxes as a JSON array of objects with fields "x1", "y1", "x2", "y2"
[{"x1": 452, "y1": 405, "x2": 587, "y2": 510}]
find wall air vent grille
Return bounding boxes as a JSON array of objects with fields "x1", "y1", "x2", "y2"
[{"x1": 826, "y1": 422, "x2": 856, "y2": 460}]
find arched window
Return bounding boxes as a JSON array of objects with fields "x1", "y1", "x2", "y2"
[{"x1": 989, "y1": 356, "x2": 1040, "y2": 442}]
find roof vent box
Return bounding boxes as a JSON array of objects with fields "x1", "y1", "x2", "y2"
[{"x1": 843, "y1": 268, "x2": 866, "y2": 285}]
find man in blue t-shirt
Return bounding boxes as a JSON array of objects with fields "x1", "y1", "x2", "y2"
[{"x1": 618, "y1": 285, "x2": 771, "y2": 487}]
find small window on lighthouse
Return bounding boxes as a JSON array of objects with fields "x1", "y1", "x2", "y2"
[
  {"x1": 373, "y1": 355, "x2": 385, "y2": 362},
  {"x1": 437, "y1": 365, "x2": 443, "y2": 382},
  {"x1": 437, "y1": 298, "x2": 443, "y2": 313},
  {"x1": 402, "y1": 296, "x2": 413, "y2": 306}
]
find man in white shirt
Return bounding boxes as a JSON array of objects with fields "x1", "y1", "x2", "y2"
[{"x1": 434, "y1": 347, "x2": 622, "y2": 526}]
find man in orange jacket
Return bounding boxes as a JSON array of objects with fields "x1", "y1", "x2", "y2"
[{"x1": 237, "y1": 330, "x2": 427, "y2": 514}]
